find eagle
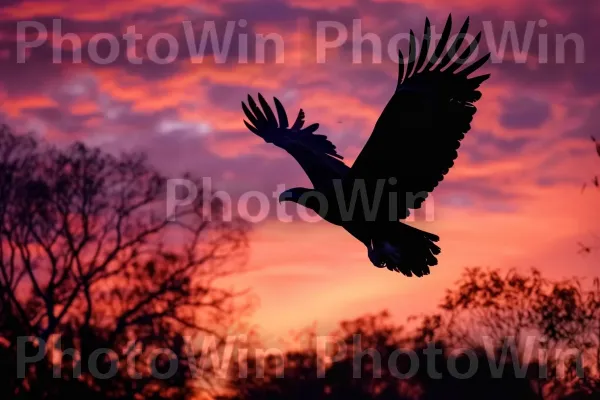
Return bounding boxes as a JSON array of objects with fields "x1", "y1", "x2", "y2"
[{"x1": 241, "y1": 15, "x2": 490, "y2": 277}]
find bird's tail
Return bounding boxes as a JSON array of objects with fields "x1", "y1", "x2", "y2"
[{"x1": 369, "y1": 223, "x2": 440, "y2": 277}]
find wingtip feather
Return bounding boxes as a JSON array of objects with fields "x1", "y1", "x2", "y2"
[
  {"x1": 406, "y1": 30, "x2": 418, "y2": 78},
  {"x1": 397, "y1": 49, "x2": 405, "y2": 87}
]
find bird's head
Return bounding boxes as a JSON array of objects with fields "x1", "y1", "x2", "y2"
[
  {"x1": 278, "y1": 187, "x2": 311, "y2": 204},
  {"x1": 278, "y1": 187, "x2": 326, "y2": 215}
]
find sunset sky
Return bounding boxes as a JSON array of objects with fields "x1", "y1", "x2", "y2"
[{"x1": 0, "y1": 0, "x2": 598, "y2": 346}]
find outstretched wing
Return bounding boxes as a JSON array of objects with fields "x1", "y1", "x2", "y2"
[
  {"x1": 243, "y1": 93, "x2": 343, "y2": 160},
  {"x1": 242, "y1": 94, "x2": 348, "y2": 186},
  {"x1": 344, "y1": 15, "x2": 490, "y2": 218}
]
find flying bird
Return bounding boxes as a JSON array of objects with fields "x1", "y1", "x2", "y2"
[{"x1": 241, "y1": 15, "x2": 491, "y2": 277}]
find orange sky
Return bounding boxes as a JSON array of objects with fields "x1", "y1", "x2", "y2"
[{"x1": 0, "y1": 0, "x2": 598, "y2": 346}]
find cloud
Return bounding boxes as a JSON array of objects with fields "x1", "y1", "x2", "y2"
[
  {"x1": 0, "y1": 0, "x2": 222, "y2": 21},
  {"x1": 499, "y1": 95, "x2": 551, "y2": 129}
]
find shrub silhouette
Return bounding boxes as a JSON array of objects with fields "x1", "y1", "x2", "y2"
[{"x1": 222, "y1": 268, "x2": 600, "y2": 400}]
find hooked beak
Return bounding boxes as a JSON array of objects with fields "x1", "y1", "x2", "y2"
[{"x1": 278, "y1": 192, "x2": 290, "y2": 203}]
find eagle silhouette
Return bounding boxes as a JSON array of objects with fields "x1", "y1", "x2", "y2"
[{"x1": 241, "y1": 15, "x2": 491, "y2": 277}]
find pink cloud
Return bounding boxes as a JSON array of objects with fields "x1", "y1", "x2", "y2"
[{"x1": 1, "y1": 0, "x2": 222, "y2": 21}]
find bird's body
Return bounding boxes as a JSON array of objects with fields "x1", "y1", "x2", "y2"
[{"x1": 242, "y1": 15, "x2": 490, "y2": 277}]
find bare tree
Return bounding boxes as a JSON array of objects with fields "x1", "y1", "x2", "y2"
[
  {"x1": 579, "y1": 137, "x2": 600, "y2": 254},
  {"x1": 0, "y1": 125, "x2": 251, "y2": 399},
  {"x1": 589, "y1": 136, "x2": 600, "y2": 187}
]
